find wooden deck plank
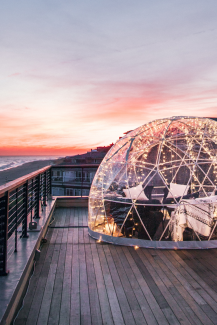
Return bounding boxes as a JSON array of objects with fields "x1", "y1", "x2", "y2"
[
  {"x1": 68, "y1": 206, "x2": 75, "y2": 227},
  {"x1": 139, "y1": 248, "x2": 192, "y2": 325},
  {"x1": 91, "y1": 243, "x2": 114, "y2": 325},
  {"x1": 72, "y1": 209, "x2": 79, "y2": 245},
  {"x1": 79, "y1": 206, "x2": 85, "y2": 232},
  {"x1": 70, "y1": 227, "x2": 80, "y2": 325},
  {"x1": 83, "y1": 208, "x2": 90, "y2": 244},
  {"x1": 151, "y1": 249, "x2": 207, "y2": 325},
  {"x1": 177, "y1": 250, "x2": 217, "y2": 292},
  {"x1": 97, "y1": 244, "x2": 125, "y2": 325},
  {"x1": 116, "y1": 246, "x2": 158, "y2": 325},
  {"x1": 78, "y1": 207, "x2": 83, "y2": 227},
  {"x1": 55, "y1": 208, "x2": 65, "y2": 227},
  {"x1": 64, "y1": 207, "x2": 70, "y2": 227},
  {"x1": 109, "y1": 245, "x2": 148, "y2": 325},
  {"x1": 103, "y1": 245, "x2": 137, "y2": 325},
  {"x1": 129, "y1": 247, "x2": 179, "y2": 325},
  {"x1": 123, "y1": 247, "x2": 169, "y2": 325},
  {"x1": 35, "y1": 229, "x2": 63, "y2": 325},
  {"x1": 73, "y1": 208, "x2": 78, "y2": 227},
  {"x1": 166, "y1": 251, "x2": 217, "y2": 305},
  {"x1": 85, "y1": 242, "x2": 102, "y2": 325},
  {"x1": 67, "y1": 227, "x2": 73, "y2": 244},
  {"x1": 167, "y1": 251, "x2": 217, "y2": 325},
  {"x1": 59, "y1": 240, "x2": 72, "y2": 325},
  {"x1": 47, "y1": 233, "x2": 67, "y2": 325},
  {"x1": 15, "y1": 207, "x2": 217, "y2": 325},
  {"x1": 142, "y1": 249, "x2": 202, "y2": 325},
  {"x1": 24, "y1": 228, "x2": 58, "y2": 325},
  {"x1": 191, "y1": 249, "x2": 217, "y2": 271},
  {"x1": 176, "y1": 250, "x2": 217, "y2": 291},
  {"x1": 155, "y1": 250, "x2": 214, "y2": 325},
  {"x1": 79, "y1": 242, "x2": 91, "y2": 325}
]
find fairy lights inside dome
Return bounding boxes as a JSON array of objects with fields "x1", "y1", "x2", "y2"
[{"x1": 88, "y1": 116, "x2": 217, "y2": 249}]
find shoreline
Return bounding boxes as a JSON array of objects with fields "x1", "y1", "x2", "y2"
[{"x1": 0, "y1": 158, "x2": 63, "y2": 186}]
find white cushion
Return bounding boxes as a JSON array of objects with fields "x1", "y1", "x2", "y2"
[
  {"x1": 167, "y1": 183, "x2": 189, "y2": 198},
  {"x1": 123, "y1": 184, "x2": 149, "y2": 200},
  {"x1": 195, "y1": 195, "x2": 217, "y2": 203}
]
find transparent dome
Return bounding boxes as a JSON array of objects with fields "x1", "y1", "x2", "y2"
[{"x1": 88, "y1": 116, "x2": 217, "y2": 248}]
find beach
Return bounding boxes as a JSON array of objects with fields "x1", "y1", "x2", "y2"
[{"x1": 0, "y1": 158, "x2": 62, "y2": 186}]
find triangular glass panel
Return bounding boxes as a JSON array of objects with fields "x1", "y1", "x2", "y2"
[
  {"x1": 89, "y1": 198, "x2": 107, "y2": 233},
  {"x1": 133, "y1": 165, "x2": 156, "y2": 186},
  {"x1": 174, "y1": 165, "x2": 192, "y2": 187},
  {"x1": 101, "y1": 161, "x2": 125, "y2": 192},
  {"x1": 104, "y1": 200, "x2": 133, "y2": 237},
  {"x1": 149, "y1": 120, "x2": 170, "y2": 139},
  {"x1": 199, "y1": 137, "x2": 217, "y2": 160},
  {"x1": 129, "y1": 142, "x2": 159, "y2": 169},
  {"x1": 165, "y1": 138, "x2": 189, "y2": 160},
  {"x1": 159, "y1": 165, "x2": 180, "y2": 185},
  {"x1": 165, "y1": 120, "x2": 188, "y2": 139},
  {"x1": 105, "y1": 137, "x2": 131, "y2": 163},
  {"x1": 134, "y1": 204, "x2": 164, "y2": 240},
  {"x1": 103, "y1": 167, "x2": 131, "y2": 201},
  {"x1": 137, "y1": 119, "x2": 169, "y2": 139},
  {"x1": 180, "y1": 118, "x2": 207, "y2": 135},
  {"x1": 197, "y1": 163, "x2": 215, "y2": 189},
  {"x1": 189, "y1": 164, "x2": 213, "y2": 195},
  {"x1": 136, "y1": 170, "x2": 166, "y2": 204},
  {"x1": 126, "y1": 163, "x2": 140, "y2": 188}
]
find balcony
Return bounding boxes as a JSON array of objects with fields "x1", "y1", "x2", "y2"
[{"x1": 1, "y1": 167, "x2": 217, "y2": 324}]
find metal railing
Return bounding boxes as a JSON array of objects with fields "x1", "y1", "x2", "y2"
[
  {"x1": 0, "y1": 166, "x2": 51, "y2": 275},
  {"x1": 51, "y1": 164, "x2": 99, "y2": 197},
  {"x1": 0, "y1": 164, "x2": 100, "y2": 275}
]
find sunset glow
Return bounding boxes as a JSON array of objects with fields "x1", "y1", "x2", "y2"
[{"x1": 1, "y1": 1, "x2": 217, "y2": 155}]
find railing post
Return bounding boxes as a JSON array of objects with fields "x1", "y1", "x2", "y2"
[
  {"x1": 0, "y1": 192, "x2": 9, "y2": 275},
  {"x1": 81, "y1": 167, "x2": 83, "y2": 197},
  {"x1": 34, "y1": 175, "x2": 40, "y2": 218},
  {"x1": 43, "y1": 172, "x2": 47, "y2": 206},
  {"x1": 21, "y1": 182, "x2": 29, "y2": 238},
  {"x1": 14, "y1": 188, "x2": 18, "y2": 252},
  {"x1": 48, "y1": 168, "x2": 52, "y2": 198},
  {"x1": 30, "y1": 179, "x2": 33, "y2": 223}
]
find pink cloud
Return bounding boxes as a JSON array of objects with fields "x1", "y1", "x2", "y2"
[{"x1": 8, "y1": 72, "x2": 21, "y2": 77}]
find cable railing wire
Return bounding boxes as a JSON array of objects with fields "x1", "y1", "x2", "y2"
[{"x1": 0, "y1": 167, "x2": 51, "y2": 276}]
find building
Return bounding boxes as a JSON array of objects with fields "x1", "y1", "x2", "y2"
[{"x1": 51, "y1": 144, "x2": 113, "y2": 196}]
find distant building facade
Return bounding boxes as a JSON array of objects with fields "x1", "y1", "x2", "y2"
[{"x1": 51, "y1": 144, "x2": 113, "y2": 196}]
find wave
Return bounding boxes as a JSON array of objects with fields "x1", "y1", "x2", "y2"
[
  {"x1": 0, "y1": 162, "x2": 15, "y2": 171},
  {"x1": 0, "y1": 156, "x2": 59, "y2": 172}
]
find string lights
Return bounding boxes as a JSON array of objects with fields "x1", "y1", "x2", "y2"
[{"x1": 88, "y1": 117, "x2": 217, "y2": 243}]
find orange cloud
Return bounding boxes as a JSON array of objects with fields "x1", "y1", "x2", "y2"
[
  {"x1": 0, "y1": 145, "x2": 89, "y2": 156},
  {"x1": 1, "y1": 78, "x2": 217, "y2": 156}
]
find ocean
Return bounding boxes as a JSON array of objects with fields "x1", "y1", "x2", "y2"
[{"x1": 0, "y1": 156, "x2": 59, "y2": 172}]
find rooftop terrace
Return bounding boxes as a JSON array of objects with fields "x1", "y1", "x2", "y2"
[
  {"x1": 12, "y1": 206, "x2": 217, "y2": 325},
  {"x1": 2, "y1": 163, "x2": 217, "y2": 325}
]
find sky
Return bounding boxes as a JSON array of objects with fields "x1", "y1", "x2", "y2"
[{"x1": 1, "y1": 0, "x2": 217, "y2": 155}]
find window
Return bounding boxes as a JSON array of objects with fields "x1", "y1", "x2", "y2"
[{"x1": 66, "y1": 188, "x2": 74, "y2": 196}]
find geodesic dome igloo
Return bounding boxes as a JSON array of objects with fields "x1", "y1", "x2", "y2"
[{"x1": 88, "y1": 116, "x2": 217, "y2": 249}]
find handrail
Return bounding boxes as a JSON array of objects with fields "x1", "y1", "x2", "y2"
[
  {"x1": 51, "y1": 164, "x2": 100, "y2": 169},
  {"x1": 0, "y1": 165, "x2": 51, "y2": 198}
]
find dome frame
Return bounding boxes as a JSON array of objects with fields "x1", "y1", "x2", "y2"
[{"x1": 88, "y1": 116, "x2": 217, "y2": 249}]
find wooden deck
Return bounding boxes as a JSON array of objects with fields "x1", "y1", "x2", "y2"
[{"x1": 14, "y1": 207, "x2": 217, "y2": 325}]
